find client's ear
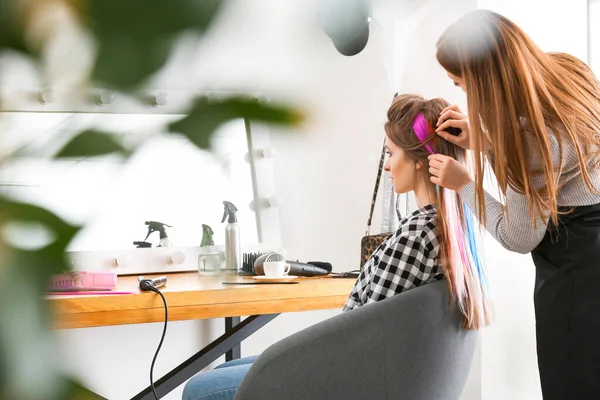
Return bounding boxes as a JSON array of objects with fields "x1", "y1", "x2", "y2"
[{"x1": 415, "y1": 160, "x2": 424, "y2": 170}]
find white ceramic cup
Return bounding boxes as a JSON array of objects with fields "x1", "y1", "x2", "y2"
[{"x1": 263, "y1": 261, "x2": 291, "y2": 277}]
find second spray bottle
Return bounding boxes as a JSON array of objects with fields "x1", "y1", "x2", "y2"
[{"x1": 222, "y1": 201, "x2": 241, "y2": 275}]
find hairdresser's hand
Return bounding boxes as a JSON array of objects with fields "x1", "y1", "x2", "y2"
[
  {"x1": 427, "y1": 154, "x2": 473, "y2": 192},
  {"x1": 435, "y1": 105, "x2": 471, "y2": 149}
]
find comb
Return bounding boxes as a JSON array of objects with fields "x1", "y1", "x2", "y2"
[
  {"x1": 241, "y1": 252, "x2": 264, "y2": 275},
  {"x1": 48, "y1": 272, "x2": 117, "y2": 291}
]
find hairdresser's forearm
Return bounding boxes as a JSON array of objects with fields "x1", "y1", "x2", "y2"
[{"x1": 459, "y1": 182, "x2": 547, "y2": 254}]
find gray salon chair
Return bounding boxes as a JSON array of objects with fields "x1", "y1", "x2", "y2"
[{"x1": 233, "y1": 279, "x2": 478, "y2": 400}]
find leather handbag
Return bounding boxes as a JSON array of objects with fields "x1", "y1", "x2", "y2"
[{"x1": 360, "y1": 141, "x2": 392, "y2": 269}]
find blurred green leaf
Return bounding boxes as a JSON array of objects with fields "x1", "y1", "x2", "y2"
[
  {"x1": 0, "y1": 0, "x2": 32, "y2": 55},
  {"x1": 54, "y1": 130, "x2": 130, "y2": 159},
  {"x1": 169, "y1": 97, "x2": 303, "y2": 149},
  {"x1": 84, "y1": 0, "x2": 223, "y2": 88},
  {"x1": 0, "y1": 198, "x2": 81, "y2": 400},
  {"x1": 0, "y1": 199, "x2": 80, "y2": 279},
  {"x1": 0, "y1": 260, "x2": 64, "y2": 400}
]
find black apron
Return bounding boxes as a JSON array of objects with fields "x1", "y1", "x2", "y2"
[{"x1": 531, "y1": 203, "x2": 600, "y2": 400}]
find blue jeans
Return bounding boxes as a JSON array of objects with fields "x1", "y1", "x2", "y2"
[{"x1": 182, "y1": 355, "x2": 258, "y2": 400}]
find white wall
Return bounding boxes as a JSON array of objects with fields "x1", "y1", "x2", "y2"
[
  {"x1": 590, "y1": 0, "x2": 600, "y2": 73},
  {"x1": 478, "y1": 0, "x2": 588, "y2": 62}
]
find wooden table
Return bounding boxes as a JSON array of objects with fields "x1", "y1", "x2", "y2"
[
  {"x1": 48, "y1": 272, "x2": 355, "y2": 399},
  {"x1": 49, "y1": 272, "x2": 353, "y2": 329}
]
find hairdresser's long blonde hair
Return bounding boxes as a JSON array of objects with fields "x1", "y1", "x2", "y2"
[
  {"x1": 386, "y1": 94, "x2": 490, "y2": 330},
  {"x1": 436, "y1": 10, "x2": 600, "y2": 226}
]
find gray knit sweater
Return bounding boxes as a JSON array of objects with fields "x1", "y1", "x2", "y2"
[{"x1": 460, "y1": 133, "x2": 600, "y2": 254}]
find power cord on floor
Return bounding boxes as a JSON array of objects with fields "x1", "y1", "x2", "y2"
[{"x1": 139, "y1": 278, "x2": 168, "y2": 400}]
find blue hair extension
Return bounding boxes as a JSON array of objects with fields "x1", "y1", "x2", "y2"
[{"x1": 463, "y1": 203, "x2": 487, "y2": 291}]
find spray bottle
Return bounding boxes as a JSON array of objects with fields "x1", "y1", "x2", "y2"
[
  {"x1": 144, "y1": 221, "x2": 172, "y2": 247},
  {"x1": 222, "y1": 201, "x2": 241, "y2": 274},
  {"x1": 198, "y1": 224, "x2": 220, "y2": 275}
]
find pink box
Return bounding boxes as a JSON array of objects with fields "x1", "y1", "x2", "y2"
[{"x1": 49, "y1": 271, "x2": 117, "y2": 291}]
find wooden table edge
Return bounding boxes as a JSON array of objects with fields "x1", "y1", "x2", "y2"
[{"x1": 53, "y1": 295, "x2": 349, "y2": 329}]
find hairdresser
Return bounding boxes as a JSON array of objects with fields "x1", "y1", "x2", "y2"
[{"x1": 428, "y1": 9, "x2": 600, "y2": 400}]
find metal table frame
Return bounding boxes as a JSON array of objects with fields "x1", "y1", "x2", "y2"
[{"x1": 130, "y1": 314, "x2": 280, "y2": 400}]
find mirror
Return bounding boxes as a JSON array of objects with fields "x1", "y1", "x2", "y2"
[{"x1": 0, "y1": 112, "x2": 261, "y2": 252}]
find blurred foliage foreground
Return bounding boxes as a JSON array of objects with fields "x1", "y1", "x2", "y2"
[{"x1": 0, "y1": 1, "x2": 301, "y2": 398}]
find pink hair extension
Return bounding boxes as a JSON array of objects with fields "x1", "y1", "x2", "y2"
[
  {"x1": 444, "y1": 189, "x2": 467, "y2": 298},
  {"x1": 412, "y1": 113, "x2": 435, "y2": 154}
]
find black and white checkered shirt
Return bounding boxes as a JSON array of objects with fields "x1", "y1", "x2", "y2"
[{"x1": 344, "y1": 204, "x2": 443, "y2": 311}]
